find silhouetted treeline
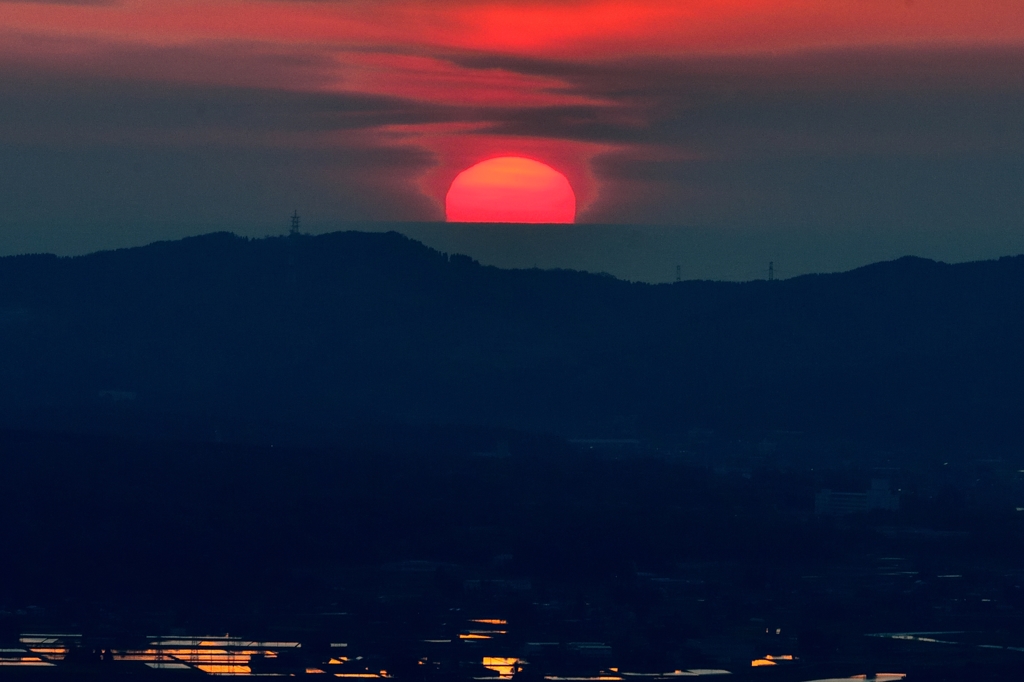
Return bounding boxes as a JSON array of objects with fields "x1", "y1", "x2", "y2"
[{"x1": 1, "y1": 231, "x2": 1024, "y2": 448}]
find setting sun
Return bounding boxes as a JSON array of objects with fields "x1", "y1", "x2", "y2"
[{"x1": 445, "y1": 157, "x2": 576, "y2": 224}]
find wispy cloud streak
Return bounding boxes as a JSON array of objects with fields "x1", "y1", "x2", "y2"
[{"x1": 0, "y1": 0, "x2": 1022, "y2": 245}]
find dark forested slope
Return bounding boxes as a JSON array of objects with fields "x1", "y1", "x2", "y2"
[{"x1": 1, "y1": 230, "x2": 1022, "y2": 448}]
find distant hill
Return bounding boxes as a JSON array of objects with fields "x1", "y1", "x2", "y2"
[{"x1": 1, "y1": 230, "x2": 1022, "y2": 449}]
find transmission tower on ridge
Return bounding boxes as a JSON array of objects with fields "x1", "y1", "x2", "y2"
[
  {"x1": 768, "y1": 261, "x2": 775, "y2": 282},
  {"x1": 290, "y1": 210, "x2": 301, "y2": 235},
  {"x1": 675, "y1": 265, "x2": 681, "y2": 283}
]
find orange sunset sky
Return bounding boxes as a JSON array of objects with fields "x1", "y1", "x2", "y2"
[{"x1": 1, "y1": 0, "x2": 1023, "y2": 267}]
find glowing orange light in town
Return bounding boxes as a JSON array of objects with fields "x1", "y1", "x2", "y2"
[{"x1": 445, "y1": 157, "x2": 576, "y2": 223}]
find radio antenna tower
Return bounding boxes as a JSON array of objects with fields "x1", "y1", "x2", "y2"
[
  {"x1": 675, "y1": 265, "x2": 681, "y2": 283},
  {"x1": 768, "y1": 261, "x2": 774, "y2": 282},
  {"x1": 290, "y1": 210, "x2": 300, "y2": 236}
]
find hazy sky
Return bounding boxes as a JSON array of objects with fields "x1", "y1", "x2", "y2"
[{"x1": 2, "y1": 0, "x2": 1023, "y2": 279}]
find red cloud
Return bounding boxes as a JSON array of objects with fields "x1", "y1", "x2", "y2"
[
  {"x1": 2, "y1": 0, "x2": 1023, "y2": 232},
  {"x1": 4, "y1": 0, "x2": 1024, "y2": 57}
]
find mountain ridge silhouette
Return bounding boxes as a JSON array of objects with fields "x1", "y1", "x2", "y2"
[{"x1": 1, "y1": 230, "x2": 1022, "y2": 449}]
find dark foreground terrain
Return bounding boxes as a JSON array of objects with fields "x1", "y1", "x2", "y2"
[
  {"x1": 2, "y1": 426, "x2": 1024, "y2": 681},
  {"x1": 3, "y1": 232, "x2": 1024, "y2": 681}
]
